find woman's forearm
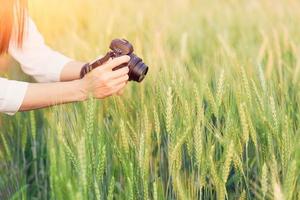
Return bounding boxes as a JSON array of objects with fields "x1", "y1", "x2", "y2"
[
  {"x1": 19, "y1": 55, "x2": 130, "y2": 112},
  {"x1": 60, "y1": 61, "x2": 85, "y2": 81},
  {"x1": 19, "y1": 80, "x2": 87, "y2": 111}
]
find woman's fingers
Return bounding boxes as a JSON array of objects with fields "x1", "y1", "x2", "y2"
[
  {"x1": 107, "y1": 67, "x2": 129, "y2": 80},
  {"x1": 84, "y1": 55, "x2": 130, "y2": 99},
  {"x1": 101, "y1": 55, "x2": 130, "y2": 71},
  {"x1": 110, "y1": 74, "x2": 129, "y2": 86}
]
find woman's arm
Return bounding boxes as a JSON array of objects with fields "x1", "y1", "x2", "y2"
[
  {"x1": 19, "y1": 56, "x2": 130, "y2": 112},
  {"x1": 59, "y1": 60, "x2": 84, "y2": 81},
  {"x1": 60, "y1": 56, "x2": 109, "y2": 81},
  {"x1": 9, "y1": 18, "x2": 74, "y2": 83},
  {"x1": 9, "y1": 18, "x2": 107, "y2": 83},
  {"x1": 19, "y1": 79, "x2": 86, "y2": 111}
]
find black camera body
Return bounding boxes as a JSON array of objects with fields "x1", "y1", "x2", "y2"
[{"x1": 80, "y1": 39, "x2": 148, "y2": 82}]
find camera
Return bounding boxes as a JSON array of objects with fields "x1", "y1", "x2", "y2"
[{"x1": 80, "y1": 39, "x2": 149, "y2": 82}]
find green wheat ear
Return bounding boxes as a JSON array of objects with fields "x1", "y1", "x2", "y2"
[
  {"x1": 184, "y1": 100, "x2": 193, "y2": 157},
  {"x1": 194, "y1": 116, "x2": 203, "y2": 168},
  {"x1": 222, "y1": 142, "x2": 234, "y2": 184},
  {"x1": 251, "y1": 79, "x2": 264, "y2": 111},
  {"x1": 261, "y1": 163, "x2": 268, "y2": 199},
  {"x1": 63, "y1": 141, "x2": 80, "y2": 174},
  {"x1": 216, "y1": 69, "x2": 225, "y2": 107},
  {"x1": 120, "y1": 119, "x2": 129, "y2": 155},
  {"x1": 166, "y1": 86, "x2": 173, "y2": 137},
  {"x1": 281, "y1": 115, "x2": 291, "y2": 174},
  {"x1": 284, "y1": 160, "x2": 297, "y2": 200},
  {"x1": 205, "y1": 85, "x2": 218, "y2": 116},
  {"x1": 175, "y1": 172, "x2": 187, "y2": 200},
  {"x1": 0, "y1": 131, "x2": 11, "y2": 160},
  {"x1": 239, "y1": 103, "x2": 249, "y2": 145},
  {"x1": 96, "y1": 145, "x2": 106, "y2": 182},
  {"x1": 153, "y1": 180, "x2": 158, "y2": 200},
  {"x1": 270, "y1": 96, "x2": 279, "y2": 136},
  {"x1": 245, "y1": 106, "x2": 258, "y2": 148},
  {"x1": 30, "y1": 111, "x2": 36, "y2": 140},
  {"x1": 94, "y1": 179, "x2": 101, "y2": 200},
  {"x1": 78, "y1": 137, "x2": 87, "y2": 196},
  {"x1": 127, "y1": 177, "x2": 134, "y2": 200},
  {"x1": 239, "y1": 190, "x2": 246, "y2": 200},
  {"x1": 107, "y1": 177, "x2": 115, "y2": 200},
  {"x1": 241, "y1": 66, "x2": 252, "y2": 103},
  {"x1": 86, "y1": 97, "x2": 95, "y2": 136}
]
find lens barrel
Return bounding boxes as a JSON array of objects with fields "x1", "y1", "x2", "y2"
[{"x1": 128, "y1": 54, "x2": 148, "y2": 82}]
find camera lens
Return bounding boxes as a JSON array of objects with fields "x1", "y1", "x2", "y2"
[{"x1": 128, "y1": 54, "x2": 148, "y2": 82}]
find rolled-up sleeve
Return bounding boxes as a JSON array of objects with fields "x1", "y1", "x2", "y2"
[
  {"x1": 0, "y1": 78, "x2": 28, "y2": 115},
  {"x1": 8, "y1": 18, "x2": 72, "y2": 83}
]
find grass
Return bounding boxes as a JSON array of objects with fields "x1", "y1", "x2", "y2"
[{"x1": 1, "y1": 0, "x2": 300, "y2": 199}]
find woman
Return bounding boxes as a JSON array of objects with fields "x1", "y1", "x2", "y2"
[{"x1": 0, "y1": 0, "x2": 130, "y2": 115}]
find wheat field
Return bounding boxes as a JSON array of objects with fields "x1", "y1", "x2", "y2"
[{"x1": 1, "y1": 0, "x2": 300, "y2": 199}]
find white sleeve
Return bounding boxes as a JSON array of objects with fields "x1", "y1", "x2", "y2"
[
  {"x1": 0, "y1": 78, "x2": 28, "y2": 115},
  {"x1": 8, "y1": 18, "x2": 73, "y2": 83}
]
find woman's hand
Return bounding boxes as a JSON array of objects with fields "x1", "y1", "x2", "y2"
[{"x1": 80, "y1": 55, "x2": 130, "y2": 99}]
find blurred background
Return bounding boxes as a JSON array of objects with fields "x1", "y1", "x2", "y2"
[
  {"x1": 1, "y1": 0, "x2": 300, "y2": 199},
  {"x1": 2, "y1": 0, "x2": 300, "y2": 83}
]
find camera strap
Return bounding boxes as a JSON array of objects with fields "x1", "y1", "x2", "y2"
[{"x1": 80, "y1": 51, "x2": 114, "y2": 78}]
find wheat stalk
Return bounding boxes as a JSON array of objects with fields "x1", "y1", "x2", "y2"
[
  {"x1": 139, "y1": 126, "x2": 145, "y2": 174},
  {"x1": 153, "y1": 106, "x2": 161, "y2": 141}
]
